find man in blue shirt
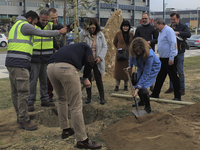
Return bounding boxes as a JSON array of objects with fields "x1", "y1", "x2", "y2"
[{"x1": 150, "y1": 18, "x2": 181, "y2": 101}]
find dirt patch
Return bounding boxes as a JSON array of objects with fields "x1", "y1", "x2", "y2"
[
  {"x1": 100, "y1": 102, "x2": 200, "y2": 150},
  {"x1": 0, "y1": 75, "x2": 200, "y2": 149}
]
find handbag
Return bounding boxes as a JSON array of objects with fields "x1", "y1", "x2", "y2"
[
  {"x1": 131, "y1": 66, "x2": 137, "y2": 86},
  {"x1": 117, "y1": 47, "x2": 127, "y2": 61}
]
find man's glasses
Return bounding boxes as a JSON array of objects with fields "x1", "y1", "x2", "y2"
[{"x1": 142, "y1": 18, "x2": 148, "y2": 20}]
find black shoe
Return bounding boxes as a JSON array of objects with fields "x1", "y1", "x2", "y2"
[
  {"x1": 172, "y1": 98, "x2": 182, "y2": 101},
  {"x1": 41, "y1": 102, "x2": 55, "y2": 107},
  {"x1": 149, "y1": 94, "x2": 159, "y2": 98},
  {"x1": 114, "y1": 86, "x2": 119, "y2": 91},
  {"x1": 165, "y1": 88, "x2": 174, "y2": 93},
  {"x1": 124, "y1": 86, "x2": 128, "y2": 91},
  {"x1": 77, "y1": 139, "x2": 102, "y2": 149},
  {"x1": 100, "y1": 96, "x2": 105, "y2": 105},
  {"x1": 144, "y1": 106, "x2": 151, "y2": 114},
  {"x1": 62, "y1": 128, "x2": 74, "y2": 139},
  {"x1": 132, "y1": 100, "x2": 145, "y2": 107},
  {"x1": 85, "y1": 95, "x2": 91, "y2": 104},
  {"x1": 28, "y1": 104, "x2": 35, "y2": 112},
  {"x1": 49, "y1": 98, "x2": 54, "y2": 102}
]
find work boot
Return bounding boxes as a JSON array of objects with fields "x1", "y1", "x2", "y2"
[
  {"x1": 100, "y1": 96, "x2": 105, "y2": 105},
  {"x1": 165, "y1": 88, "x2": 174, "y2": 93},
  {"x1": 85, "y1": 95, "x2": 91, "y2": 104},
  {"x1": 181, "y1": 89, "x2": 185, "y2": 95},
  {"x1": 17, "y1": 114, "x2": 36, "y2": 124},
  {"x1": 19, "y1": 120, "x2": 37, "y2": 131},
  {"x1": 132, "y1": 92, "x2": 145, "y2": 107},
  {"x1": 28, "y1": 104, "x2": 35, "y2": 112},
  {"x1": 41, "y1": 101, "x2": 55, "y2": 107},
  {"x1": 143, "y1": 93, "x2": 151, "y2": 114},
  {"x1": 114, "y1": 86, "x2": 119, "y2": 91},
  {"x1": 124, "y1": 86, "x2": 128, "y2": 91}
]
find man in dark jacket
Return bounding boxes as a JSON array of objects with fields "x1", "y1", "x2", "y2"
[
  {"x1": 47, "y1": 43, "x2": 102, "y2": 149},
  {"x1": 134, "y1": 12, "x2": 158, "y2": 93},
  {"x1": 134, "y1": 12, "x2": 158, "y2": 51},
  {"x1": 165, "y1": 12, "x2": 191, "y2": 95}
]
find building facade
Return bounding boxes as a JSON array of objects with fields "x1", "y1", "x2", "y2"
[
  {"x1": 0, "y1": 0, "x2": 150, "y2": 27},
  {"x1": 150, "y1": 9, "x2": 200, "y2": 28}
]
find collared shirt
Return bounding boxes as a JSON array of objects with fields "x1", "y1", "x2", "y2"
[{"x1": 157, "y1": 25, "x2": 178, "y2": 61}]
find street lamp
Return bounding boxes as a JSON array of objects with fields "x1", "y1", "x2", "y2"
[
  {"x1": 197, "y1": 7, "x2": 200, "y2": 28},
  {"x1": 5, "y1": 0, "x2": 9, "y2": 18}
]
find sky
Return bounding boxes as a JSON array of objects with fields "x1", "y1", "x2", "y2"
[{"x1": 150, "y1": 0, "x2": 200, "y2": 11}]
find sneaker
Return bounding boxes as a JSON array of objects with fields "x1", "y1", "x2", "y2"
[
  {"x1": 28, "y1": 105, "x2": 35, "y2": 112},
  {"x1": 41, "y1": 102, "x2": 55, "y2": 107},
  {"x1": 19, "y1": 120, "x2": 37, "y2": 131},
  {"x1": 165, "y1": 88, "x2": 174, "y2": 93}
]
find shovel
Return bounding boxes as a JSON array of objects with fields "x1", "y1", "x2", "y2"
[{"x1": 124, "y1": 68, "x2": 148, "y2": 118}]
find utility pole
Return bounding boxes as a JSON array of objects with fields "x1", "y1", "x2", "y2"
[{"x1": 163, "y1": 0, "x2": 165, "y2": 21}]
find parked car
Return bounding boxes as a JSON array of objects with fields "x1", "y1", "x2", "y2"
[
  {"x1": 187, "y1": 35, "x2": 200, "y2": 49},
  {"x1": 0, "y1": 33, "x2": 8, "y2": 47},
  {"x1": 66, "y1": 32, "x2": 74, "y2": 45}
]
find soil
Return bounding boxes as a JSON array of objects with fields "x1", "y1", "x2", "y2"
[{"x1": 0, "y1": 72, "x2": 200, "y2": 150}]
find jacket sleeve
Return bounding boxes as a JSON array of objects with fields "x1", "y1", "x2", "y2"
[
  {"x1": 135, "y1": 55, "x2": 154, "y2": 89},
  {"x1": 96, "y1": 32, "x2": 107, "y2": 61},
  {"x1": 21, "y1": 23, "x2": 60, "y2": 37},
  {"x1": 150, "y1": 29, "x2": 158, "y2": 45},
  {"x1": 179, "y1": 24, "x2": 191, "y2": 39},
  {"x1": 113, "y1": 32, "x2": 118, "y2": 48}
]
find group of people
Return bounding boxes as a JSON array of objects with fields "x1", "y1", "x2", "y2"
[
  {"x1": 115, "y1": 12, "x2": 191, "y2": 114},
  {"x1": 5, "y1": 9, "x2": 191, "y2": 149}
]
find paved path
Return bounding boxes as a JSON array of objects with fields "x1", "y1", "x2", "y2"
[{"x1": 0, "y1": 48, "x2": 200, "y2": 79}]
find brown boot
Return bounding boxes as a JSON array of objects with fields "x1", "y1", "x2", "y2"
[
  {"x1": 181, "y1": 89, "x2": 185, "y2": 95},
  {"x1": 19, "y1": 120, "x2": 37, "y2": 131},
  {"x1": 165, "y1": 88, "x2": 174, "y2": 93}
]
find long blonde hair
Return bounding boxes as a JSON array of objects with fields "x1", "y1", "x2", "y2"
[{"x1": 129, "y1": 37, "x2": 150, "y2": 59}]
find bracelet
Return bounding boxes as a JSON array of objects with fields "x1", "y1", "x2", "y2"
[{"x1": 83, "y1": 78, "x2": 88, "y2": 80}]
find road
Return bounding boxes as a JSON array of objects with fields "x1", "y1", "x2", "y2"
[{"x1": 1, "y1": 48, "x2": 200, "y2": 79}]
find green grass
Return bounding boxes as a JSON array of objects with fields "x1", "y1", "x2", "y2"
[{"x1": 0, "y1": 47, "x2": 7, "y2": 53}]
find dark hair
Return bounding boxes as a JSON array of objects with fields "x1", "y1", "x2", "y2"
[
  {"x1": 120, "y1": 20, "x2": 130, "y2": 32},
  {"x1": 83, "y1": 18, "x2": 101, "y2": 34},
  {"x1": 142, "y1": 12, "x2": 149, "y2": 17},
  {"x1": 48, "y1": 8, "x2": 57, "y2": 14},
  {"x1": 153, "y1": 17, "x2": 166, "y2": 25},
  {"x1": 24, "y1": 10, "x2": 39, "y2": 20},
  {"x1": 39, "y1": 9, "x2": 49, "y2": 16},
  {"x1": 170, "y1": 12, "x2": 180, "y2": 19}
]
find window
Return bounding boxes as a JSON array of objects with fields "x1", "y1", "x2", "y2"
[{"x1": 27, "y1": 3, "x2": 37, "y2": 7}]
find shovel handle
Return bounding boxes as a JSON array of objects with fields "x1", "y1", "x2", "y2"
[{"x1": 124, "y1": 68, "x2": 140, "y2": 112}]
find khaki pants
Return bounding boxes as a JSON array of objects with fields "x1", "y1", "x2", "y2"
[
  {"x1": 47, "y1": 63, "x2": 87, "y2": 141},
  {"x1": 7, "y1": 67, "x2": 30, "y2": 122}
]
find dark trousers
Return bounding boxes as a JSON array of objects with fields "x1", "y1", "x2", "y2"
[
  {"x1": 47, "y1": 77, "x2": 54, "y2": 99},
  {"x1": 152, "y1": 57, "x2": 181, "y2": 99},
  {"x1": 86, "y1": 64, "x2": 104, "y2": 97}
]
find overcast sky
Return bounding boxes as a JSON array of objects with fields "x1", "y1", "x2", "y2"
[{"x1": 150, "y1": 0, "x2": 199, "y2": 11}]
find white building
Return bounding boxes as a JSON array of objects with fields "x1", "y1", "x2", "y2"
[{"x1": 0, "y1": 0, "x2": 149, "y2": 27}]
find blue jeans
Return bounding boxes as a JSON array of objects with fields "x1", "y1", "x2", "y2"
[{"x1": 170, "y1": 53, "x2": 185, "y2": 90}]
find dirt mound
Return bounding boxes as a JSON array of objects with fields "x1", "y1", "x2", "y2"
[{"x1": 100, "y1": 103, "x2": 200, "y2": 150}]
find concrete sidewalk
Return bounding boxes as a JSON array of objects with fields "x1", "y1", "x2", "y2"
[{"x1": 1, "y1": 49, "x2": 200, "y2": 79}]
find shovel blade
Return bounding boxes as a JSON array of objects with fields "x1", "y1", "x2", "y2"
[{"x1": 131, "y1": 109, "x2": 148, "y2": 118}]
